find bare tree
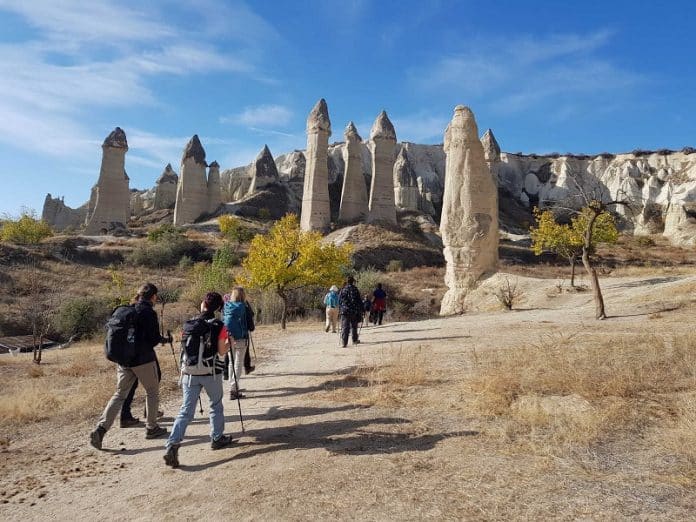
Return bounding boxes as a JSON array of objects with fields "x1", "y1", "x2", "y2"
[{"x1": 25, "y1": 257, "x2": 62, "y2": 363}]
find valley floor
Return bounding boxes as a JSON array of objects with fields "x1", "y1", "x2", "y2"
[{"x1": 2, "y1": 271, "x2": 696, "y2": 520}]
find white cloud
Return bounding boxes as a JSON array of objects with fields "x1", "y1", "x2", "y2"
[
  {"x1": 221, "y1": 104, "x2": 294, "y2": 127},
  {"x1": 410, "y1": 30, "x2": 641, "y2": 118}
]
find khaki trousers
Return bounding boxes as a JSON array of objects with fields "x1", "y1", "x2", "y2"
[
  {"x1": 325, "y1": 307, "x2": 338, "y2": 332},
  {"x1": 98, "y1": 361, "x2": 160, "y2": 430}
]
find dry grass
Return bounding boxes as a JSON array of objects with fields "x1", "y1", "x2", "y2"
[
  {"x1": 0, "y1": 342, "x2": 182, "y2": 440},
  {"x1": 327, "y1": 345, "x2": 432, "y2": 407}
]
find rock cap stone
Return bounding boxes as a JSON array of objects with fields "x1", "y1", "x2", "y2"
[
  {"x1": 157, "y1": 164, "x2": 178, "y2": 184},
  {"x1": 103, "y1": 127, "x2": 128, "y2": 150},
  {"x1": 370, "y1": 111, "x2": 396, "y2": 141},
  {"x1": 481, "y1": 128, "x2": 500, "y2": 160},
  {"x1": 344, "y1": 121, "x2": 362, "y2": 141},
  {"x1": 209, "y1": 161, "x2": 220, "y2": 169},
  {"x1": 183, "y1": 135, "x2": 207, "y2": 166},
  {"x1": 307, "y1": 98, "x2": 332, "y2": 135}
]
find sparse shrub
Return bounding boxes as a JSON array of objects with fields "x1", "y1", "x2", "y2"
[
  {"x1": 636, "y1": 236, "x2": 656, "y2": 248},
  {"x1": 494, "y1": 277, "x2": 524, "y2": 310},
  {"x1": 178, "y1": 255, "x2": 194, "y2": 270},
  {"x1": 56, "y1": 296, "x2": 111, "y2": 339},
  {"x1": 0, "y1": 210, "x2": 53, "y2": 245},
  {"x1": 410, "y1": 298, "x2": 432, "y2": 317},
  {"x1": 181, "y1": 261, "x2": 235, "y2": 309},
  {"x1": 212, "y1": 242, "x2": 239, "y2": 269},
  {"x1": 126, "y1": 234, "x2": 200, "y2": 268},
  {"x1": 257, "y1": 207, "x2": 271, "y2": 219},
  {"x1": 218, "y1": 215, "x2": 254, "y2": 245},
  {"x1": 146, "y1": 224, "x2": 184, "y2": 243},
  {"x1": 355, "y1": 266, "x2": 382, "y2": 296},
  {"x1": 386, "y1": 259, "x2": 403, "y2": 272},
  {"x1": 27, "y1": 365, "x2": 44, "y2": 378}
]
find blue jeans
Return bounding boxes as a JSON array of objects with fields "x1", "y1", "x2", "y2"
[{"x1": 166, "y1": 373, "x2": 224, "y2": 448}]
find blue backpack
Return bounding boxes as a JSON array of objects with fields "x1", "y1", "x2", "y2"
[{"x1": 223, "y1": 301, "x2": 248, "y2": 340}]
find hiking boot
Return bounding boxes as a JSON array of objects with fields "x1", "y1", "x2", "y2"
[
  {"x1": 353, "y1": 340, "x2": 360, "y2": 345},
  {"x1": 229, "y1": 390, "x2": 246, "y2": 400},
  {"x1": 89, "y1": 426, "x2": 106, "y2": 450},
  {"x1": 119, "y1": 417, "x2": 142, "y2": 428},
  {"x1": 163, "y1": 445, "x2": 180, "y2": 468},
  {"x1": 325, "y1": 325, "x2": 330, "y2": 333},
  {"x1": 245, "y1": 365, "x2": 255, "y2": 375},
  {"x1": 211, "y1": 434, "x2": 233, "y2": 450},
  {"x1": 145, "y1": 426, "x2": 168, "y2": 439}
]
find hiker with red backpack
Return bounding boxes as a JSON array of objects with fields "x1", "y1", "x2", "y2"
[
  {"x1": 222, "y1": 287, "x2": 255, "y2": 400},
  {"x1": 163, "y1": 292, "x2": 233, "y2": 468},
  {"x1": 90, "y1": 283, "x2": 170, "y2": 450}
]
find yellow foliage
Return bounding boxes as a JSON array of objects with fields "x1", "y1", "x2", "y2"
[
  {"x1": 0, "y1": 210, "x2": 53, "y2": 245},
  {"x1": 530, "y1": 207, "x2": 618, "y2": 259},
  {"x1": 238, "y1": 214, "x2": 352, "y2": 295}
]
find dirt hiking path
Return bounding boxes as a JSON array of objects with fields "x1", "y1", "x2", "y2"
[{"x1": 2, "y1": 274, "x2": 696, "y2": 520}]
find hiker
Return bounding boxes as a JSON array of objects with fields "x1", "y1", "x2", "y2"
[
  {"x1": 120, "y1": 292, "x2": 163, "y2": 428},
  {"x1": 222, "y1": 287, "x2": 255, "y2": 400},
  {"x1": 323, "y1": 285, "x2": 339, "y2": 333},
  {"x1": 363, "y1": 296, "x2": 373, "y2": 325},
  {"x1": 90, "y1": 283, "x2": 169, "y2": 450},
  {"x1": 372, "y1": 283, "x2": 387, "y2": 326},
  {"x1": 338, "y1": 276, "x2": 362, "y2": 348},
  {"x1": 164, "y1": 292, "x2": 233, "y2": 468}
]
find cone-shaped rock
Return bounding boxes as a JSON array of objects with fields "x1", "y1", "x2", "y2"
[
  {"x1": 207, "y1": 161, "x2": 222, "y2": 214},
  {"x1": 393, "y1": 146, "x2": 419, "y2": 211},
  {"x1": 367, "y1": 111, "x2": 397, "y2": 224},
  {"x1": 174, "y1": 135, "x2": 209, "y2": 225},
  {"x1": 480, "y1": 129, "x2": 500, "y2": 163},
  {"x1": 84, "y1": 127, "x2": 130, "y2": 234},
  {"x1": 300, "y1": 99, "x2": 332, "y2": 231},
  {"x1": 154, "y1": 163, "x2": 178, "y2": 210},
  {"x1": 339, "y1": 122, "x2": 368, "y2": 223},
  {"x1": 248, "y1": 145, "x2": 279, "y2": 195},
  {"x1": 440, "y1": 106, "x2": 499, "y2": 315}
]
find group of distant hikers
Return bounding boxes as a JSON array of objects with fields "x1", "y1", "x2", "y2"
[
  {"x1": 89, "y1": 277, "x2": 387, "y2": 467},
  {"x1": 323, "y1": 278, "x2": 388, "y2": 347}
]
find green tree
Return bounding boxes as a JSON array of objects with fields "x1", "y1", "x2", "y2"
[
  {"x1": 238, "y1": 214, "x2": 352, "y2": 329},
  {"x1": 0, "y1": 210, "x2": 53, "y2": 244},
  {"x1": 530, "y1": 207, "x2": 618, "y2": 287},
  {"x1": 218, "y1": 215, "x2": 253, "y2": 250}
]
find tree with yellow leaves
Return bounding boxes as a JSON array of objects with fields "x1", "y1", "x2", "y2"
[
  {"x1": 531, "y1": 207, "x2": 618, "y2": 287},
  {"x1": 238, "y1": 214, "x2": 352, "y2": 329}
]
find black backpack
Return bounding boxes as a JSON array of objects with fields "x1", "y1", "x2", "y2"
[
  {"x1": 180, "y1": 317, "x2": 224, "y2": 376},
  {"x1": 104, "y1": 305, "x2": 137, "y2": 366}
]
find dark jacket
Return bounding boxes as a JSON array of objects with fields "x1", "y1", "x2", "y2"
[
  {"x1": 132, "y1": 299, "x2": 162, "y2": 366},
  {"x1": 339, "y1": 284, "x2": 362, "y2": 319}
]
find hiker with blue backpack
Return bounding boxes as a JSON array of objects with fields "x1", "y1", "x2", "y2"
[
  {"x1": 323, "y1": 285, "x2": 339, "y2": 333},
  {"x1": 90, "y1": 283, "x2": 170, "y2": 450},
  {"x1": 163, "y1": 292, "x2": 233, "y2": 468},
  {"x1": 222, "y1": 287, "x2": 255, "y2": 400}
]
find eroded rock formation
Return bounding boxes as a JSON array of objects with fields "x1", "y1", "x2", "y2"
[
  {"x1": 173, "y1": 135, "x2": 209, "y2": 225},
  {"x1": 41, "y1": 194, "x2": 86, "y2": 231},
  {"x1": 207, "y1": 161, "x2": 222, "y2": 214},
  {"x1": 248, "y1": 145, "x2": 279, "y2": 195},
  {"x1": 300, "y1": 98, "x2": 332, "y2": 231},
  {"x1": 393, "y1": 147, "x2": 419, "y2": 211},
  {"x1": 440, "y1": 106, "x2": 499, "y2": 315},
  {"x1": 339, "y1": 122, "x2": 368, "y2": 223},
  {"x1": 84, "y1": 127, "x2": 131, "y2": 234},
  {"x1": 153, "y1": 164, "x2": 178, "y2": 210},
  {"x1": 367, "y1": 111, "x2": 397, "y2": 225}
]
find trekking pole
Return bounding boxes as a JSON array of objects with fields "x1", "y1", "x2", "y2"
[
  {"x1": 249, "y1": 331, "x2": 257, "y2": 361},
  {"x1": 227, "y1": 337, "x2": 245, "y2": 433}
]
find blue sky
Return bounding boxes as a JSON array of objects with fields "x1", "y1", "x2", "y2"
[{"x1": 1, "y1": 0, "x2": 695, "y2": 216}]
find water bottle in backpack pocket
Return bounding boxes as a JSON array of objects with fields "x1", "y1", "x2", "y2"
[
  {"x1": 180, "y1": 317, "x2": 225, "y2": 376},
  {"x1": 104, "y1": 305, "x2": 138, "y2": 366}
]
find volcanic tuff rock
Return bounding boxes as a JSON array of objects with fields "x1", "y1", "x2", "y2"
[
  {"x1": 339, "y1": 122, "x2": 369, "y2": 223},
  {"x1": 173, "y1": 135, "x2": 209, "y2": 225},
  {"x1": 367, "y1": 111, "x2": 398, "y2": 225},
  {"x1": 41, "y1": 194, "x2": 86, "y2": 231},
  {"x1": 440, "y1": 106, "x2": 499, "y2": 316},
  {"x1": 84, "y1": 127, "x2": 131, "y2": 234},
  {"x1": 300, "y1": 98, "x2": 332, "y2": 231},
  {"x1": 393, "y1": 147, "x2": 419, "y2": 211},
  {"x1": 153, "y1": 164, "x2": 178, "y2": 210},
  {"x1": 207, "y1": 161, "x2": 222, "y2": 214},
  {"x1": 248, "y1": 145, "x2": 279, "y2": 195}
]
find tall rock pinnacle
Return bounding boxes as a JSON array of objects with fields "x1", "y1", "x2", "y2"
[
  {"x1": 339, "y1": 121, "x2": 368, "y2": 223},
  {"x1": 367, "y1": 110, "x2": 397, "y2": 225},
  {"x1": 481, "y1": 128, "x2": 501, "y2": 163},
  {"x1": 174, "y1": 135, "x2": 210, "y2": 225},
  {"x1": 300, "y1": 98, "x2": 332, "y2": 231},
  {"x1": 440, "y1": 106, "x2": 499, "y2": 315},
  {"x1": 394, "y1": 146, "x2": 419, "y2": 211},
  {"x1": 248, "y1": 145, "x2": 280, "y2": 195},
  {"x1": 84, "y1": 126, "x2": 130, "y2": 234}
]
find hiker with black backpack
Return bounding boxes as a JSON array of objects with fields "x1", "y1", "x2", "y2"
[
  {"x1": 163, "y1": 292, "x2": 233, "y2": 468},
  {"x1": 338, "y1": 276, "x2": 363, "y2": 348},
  {"x1": 222, "y1": 287, "x2": 255, "y2": 400},
  {"x1": 90, "y1": 283, "x2": 170, "y2": 450}
]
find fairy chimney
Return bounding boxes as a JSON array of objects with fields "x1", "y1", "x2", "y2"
[
  {"x1": 338, "y1": 122, "x2": 368, "y2": 223},
  {"x1": 248, "y1": 145, "x2": 279, "y2": 195},
  {"x1": 173, "y1": 135, "x2": 209, "y2": 225},
  {"x1": 300, "y1": 98, "x2": 332, "y2": 231},
  {"x1": 207, "y1": 161, "x2": 222, "y2": 214},
  {"x1": 367, "y1": 111, "x2": 397, "y2": 225}
]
